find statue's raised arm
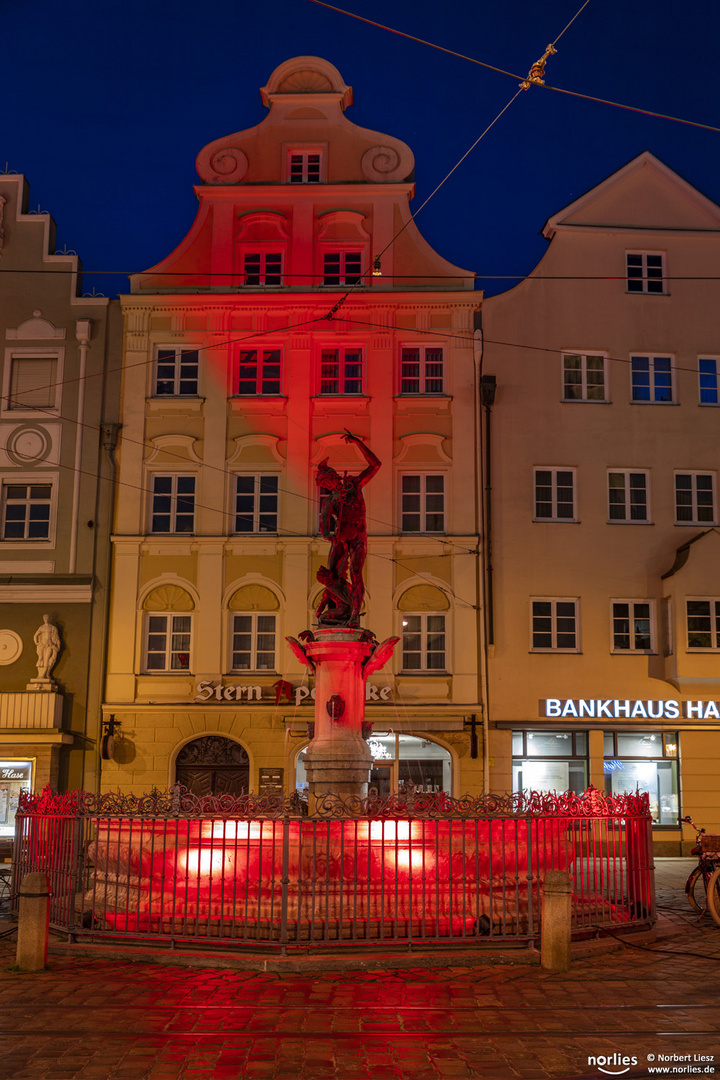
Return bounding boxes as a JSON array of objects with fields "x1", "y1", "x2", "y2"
[{"x1": 314, "y1": 432, "x2": 380, "y2": 627}]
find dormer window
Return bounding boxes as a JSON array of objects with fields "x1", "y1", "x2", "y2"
[
  {"x1": 322, "y1": 251, "x2": 362, "y2": 287},
  {"x1": 234, "y1": 212, "x2": 289, "y2": 288},
  {"x1": 288, "y1": 150, "x2": 323, "y2": 184},
  {"x1": 243, "y1": 251, "x2": 283, "y2": 287}
]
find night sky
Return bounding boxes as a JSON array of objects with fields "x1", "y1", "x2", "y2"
[{"x1": 4, "y1": 0, "x2": 718, "y2": 297}]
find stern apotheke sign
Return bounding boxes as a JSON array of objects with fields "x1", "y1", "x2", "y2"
[{"x1": 542, "y1": 698, "x2": 720, "y2": 720}]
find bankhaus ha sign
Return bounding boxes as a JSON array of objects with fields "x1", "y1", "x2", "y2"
[{"x1": 542, "y1": 698, "x2": 720, "y2": 720}]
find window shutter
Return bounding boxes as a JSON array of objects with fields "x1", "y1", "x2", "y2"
[{"x1": 10, "y1": 358, "x2": 58, "y2": 408}]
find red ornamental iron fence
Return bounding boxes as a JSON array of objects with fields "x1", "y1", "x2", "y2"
[{"x1": 13, "y1": 785, "x2": 654, "y2": 951}]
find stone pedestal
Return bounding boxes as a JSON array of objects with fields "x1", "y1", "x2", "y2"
[{"x1": 302, "y1": 628, "x2": 375, "y2": 813}]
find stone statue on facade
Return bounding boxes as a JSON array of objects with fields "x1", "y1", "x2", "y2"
[
  {"x1": 33, "y1": 614, "x2": 61, "y2": 682},
  {"x1": 314, "y1": 430, "x2": 380, "y2": 627}
]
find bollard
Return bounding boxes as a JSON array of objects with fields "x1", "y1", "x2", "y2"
[
  {"x1": 541, "y1": 869, "x2": 572, "y2": 971},
  {"x1": 16, "y1": 871, "x2": 50, "y2": 972}
]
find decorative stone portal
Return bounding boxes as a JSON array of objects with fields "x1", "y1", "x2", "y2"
[{"x1": 174, "y1": 736, "x2": 249, "y2": 797}]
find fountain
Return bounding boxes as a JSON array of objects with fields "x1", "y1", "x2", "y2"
[{"x1": 286, "y1": 431, "x2": 398, "y2": 812}]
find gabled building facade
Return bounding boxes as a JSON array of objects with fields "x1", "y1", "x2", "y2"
[
  {"x1": 0, "y1": 175, "x2": 120, "y2": 840},
  {"x1": 483, "y1": 153, "x2": 720, "y2": 852},
  {"x1": 102, "y1": 57, "x2": 484, "y2": 799}
]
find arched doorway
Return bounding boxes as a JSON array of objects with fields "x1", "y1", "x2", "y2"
[{"x1": 175, "y1": 736, "x2": 249, "y2": 797}]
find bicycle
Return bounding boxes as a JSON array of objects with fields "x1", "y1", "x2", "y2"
[{"x1": 679, "y1": 815, "x2": 720, "y2": 926}]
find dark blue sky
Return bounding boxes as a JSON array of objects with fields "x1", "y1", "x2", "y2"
[{"x1": 4, "y1": 0, "x2": 718, "y2": 297}]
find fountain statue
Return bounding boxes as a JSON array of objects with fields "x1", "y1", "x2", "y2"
[{"x1": 287, "y1": 432, "x2": 398, "y2": 811}]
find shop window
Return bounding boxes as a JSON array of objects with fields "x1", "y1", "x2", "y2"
[
  {"x1": 512, "y1": 731, "x2": 588, "y2": 795},
  {"x1": 562, "y1": 352, "x2": 606, "y2": 402},
  {"x1": 154, "y1": 348, "x2": 199, "y2": 396},
  {"x1": 0, "y1": 760, "x2": 34, "y2": 838},
  {"x1": 230, "y1": 613, "x2": 276, "y2": 671},
  {"x1": 608, "y1": 470, "x2": 649, "y2": 522},
  {"x1": 534, "y1": 468, "x2": 576, "y2": 521},
  {"x1": 626, "y1": 251, "x2": 666, "y2": 294},
  {"x1": 675, "y1": 472, "x2": 716, "y2": 525},
  {"x1": 1, "y1": 481, "x2": 54, "y2": 541},
  {"x1": 603, "y1": 730, "x2": 679, "y2": 825},
  {"x1": 400, "y1": 346, "x2": 444, "y2": 394},
  {"x1": 235, "y1": 348, "x2": 282, "y2": 395},
  {"x1": 175, "y1": 736, "x2": 249, "y2": 797},
  {"x1": 631, "y1": 355, "x2": 673, "y2": 402},
  {"x1": 150, "y1": 474, "x2": 195, "y2": 533},
  {"x1": 234, "y1": 475, "x2": 278, "y2": 533},
  {"x1": 295, "y1": 733, "x2": 452, "y2": 797}
]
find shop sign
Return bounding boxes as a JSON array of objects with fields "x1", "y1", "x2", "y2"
[
  {"x1": 543, "y1": 698, "x2": 720, "y2": 720},
  {"x1": 195, "y1": 681, "x2": 392, "y2": 706},
  {"x1": 0, "y1": 764, "x2": 32, "y2": 781}
]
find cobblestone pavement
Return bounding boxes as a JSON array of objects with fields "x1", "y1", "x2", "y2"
[{"x1": 1, "y1": 860, "x2": 719, "y2": 1080}]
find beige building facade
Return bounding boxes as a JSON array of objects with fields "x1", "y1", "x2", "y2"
[
  {"x1": 0, "y1": 175, "x2": 120, "y2": 839},
  {"x1": 101, "y1": 58, "x2": 485, "y2": 800},
  {"x1": 483, "y1": 153, "x2": 720, "y2": 853}
]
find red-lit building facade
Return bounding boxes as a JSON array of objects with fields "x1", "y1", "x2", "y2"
[{"x1": 101, "y1": 57, "x2": 484, "y2": 799}]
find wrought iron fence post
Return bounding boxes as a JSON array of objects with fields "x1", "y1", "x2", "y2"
[
  {"x1": 280, "y1": 811, "x2": 290, "y2": 954},
  {"x1": 526, "y1": 816, "x2": 534, "y2": 941}
]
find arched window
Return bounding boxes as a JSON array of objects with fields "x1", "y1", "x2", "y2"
[
  {"x1": 175, "y1": 736, "x2": 249, "y2": 797},
  {"x1": 227, "y1": 584, "x2": 279, "y2": 672},
  {"x1": 397, "y1": 584, "x2": 450, "y2": 673},
  {"x1": 142, "y1": 584, "x2": 194, "y2": 672}
]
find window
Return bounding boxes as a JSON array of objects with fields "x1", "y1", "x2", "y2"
[
  {"x1": 631, "y1": 355, "x2": 673, "y2": 402},
  {"x1": 608, "y1": 471, "x2": 649, "y2": 522},
  {"x1": 8, "y1": 356, "x2": 58, "y2": 410},
  {"x1": 236, "y1": 349, "x2": 281, "y2": 395},
  {"x1": 243, "y1": 251, "x2": 283, "y2": 287},
  {"x1": 626, "y1": 251, "x2": 665, "y2": 294},
  {"x1": 686, "y1": 600, "x2": 720, "y2": 649},
  {"x1": 699, "y1": 358, "x2": 720, "y2": 405},
  {"x1": 400, "y1": 474, "x2": 445, "y2": 532},
  {"x1": 322, "y1": 251, "x2": 362, "y2": 287},
  {"x1": 145, "y1": 614, "x2": 191, "y2": 671},
  {"x1": 150, "y1": 475, "x2": 195, "y2": 533},
  {"x1": 612, "y1": 601, "x2": 654, "y2": 652},
  {"x1": 230, "y1": 613, "x2": 277, "y2": 671},
  {"x1": 532, "y1": 600, "x2": 578, "y2": 651},
  {"x1": 288, "y1": 150, "x2": 322, "y2": 184},
  {"x1": 402, "y1": 613, "x2": 446, "y2": 672},
  {"x1": 604, "y1": 731, "x2": 678, "y2": 825},
  {"x1": 319, "y1": 348, "x2": 364, "y2": 395},
  {"x1": 534, "y1": 468, "x2": 575, "y2": 521},
  {"x1": 154, "y1": 348, "x2": 199, "y2": 396},
  {"x1": 675, "y1": 472, "x2": 715, "y2": 524},
  {"x1": 562, "y1": 353, "x2": 606, "y2": 401},
  {"x1": 234, "y1": 475, "x2": 279, "y2": 533},
  {"x1": 400, "y1": 346, "x2": 444, "y2": 394},
  {"x1": 512, "y1": 731, "x2": 588, "y2": 796},
  {"x1": 1, "y1": 482, "x2": 53, "y2": 540}
]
